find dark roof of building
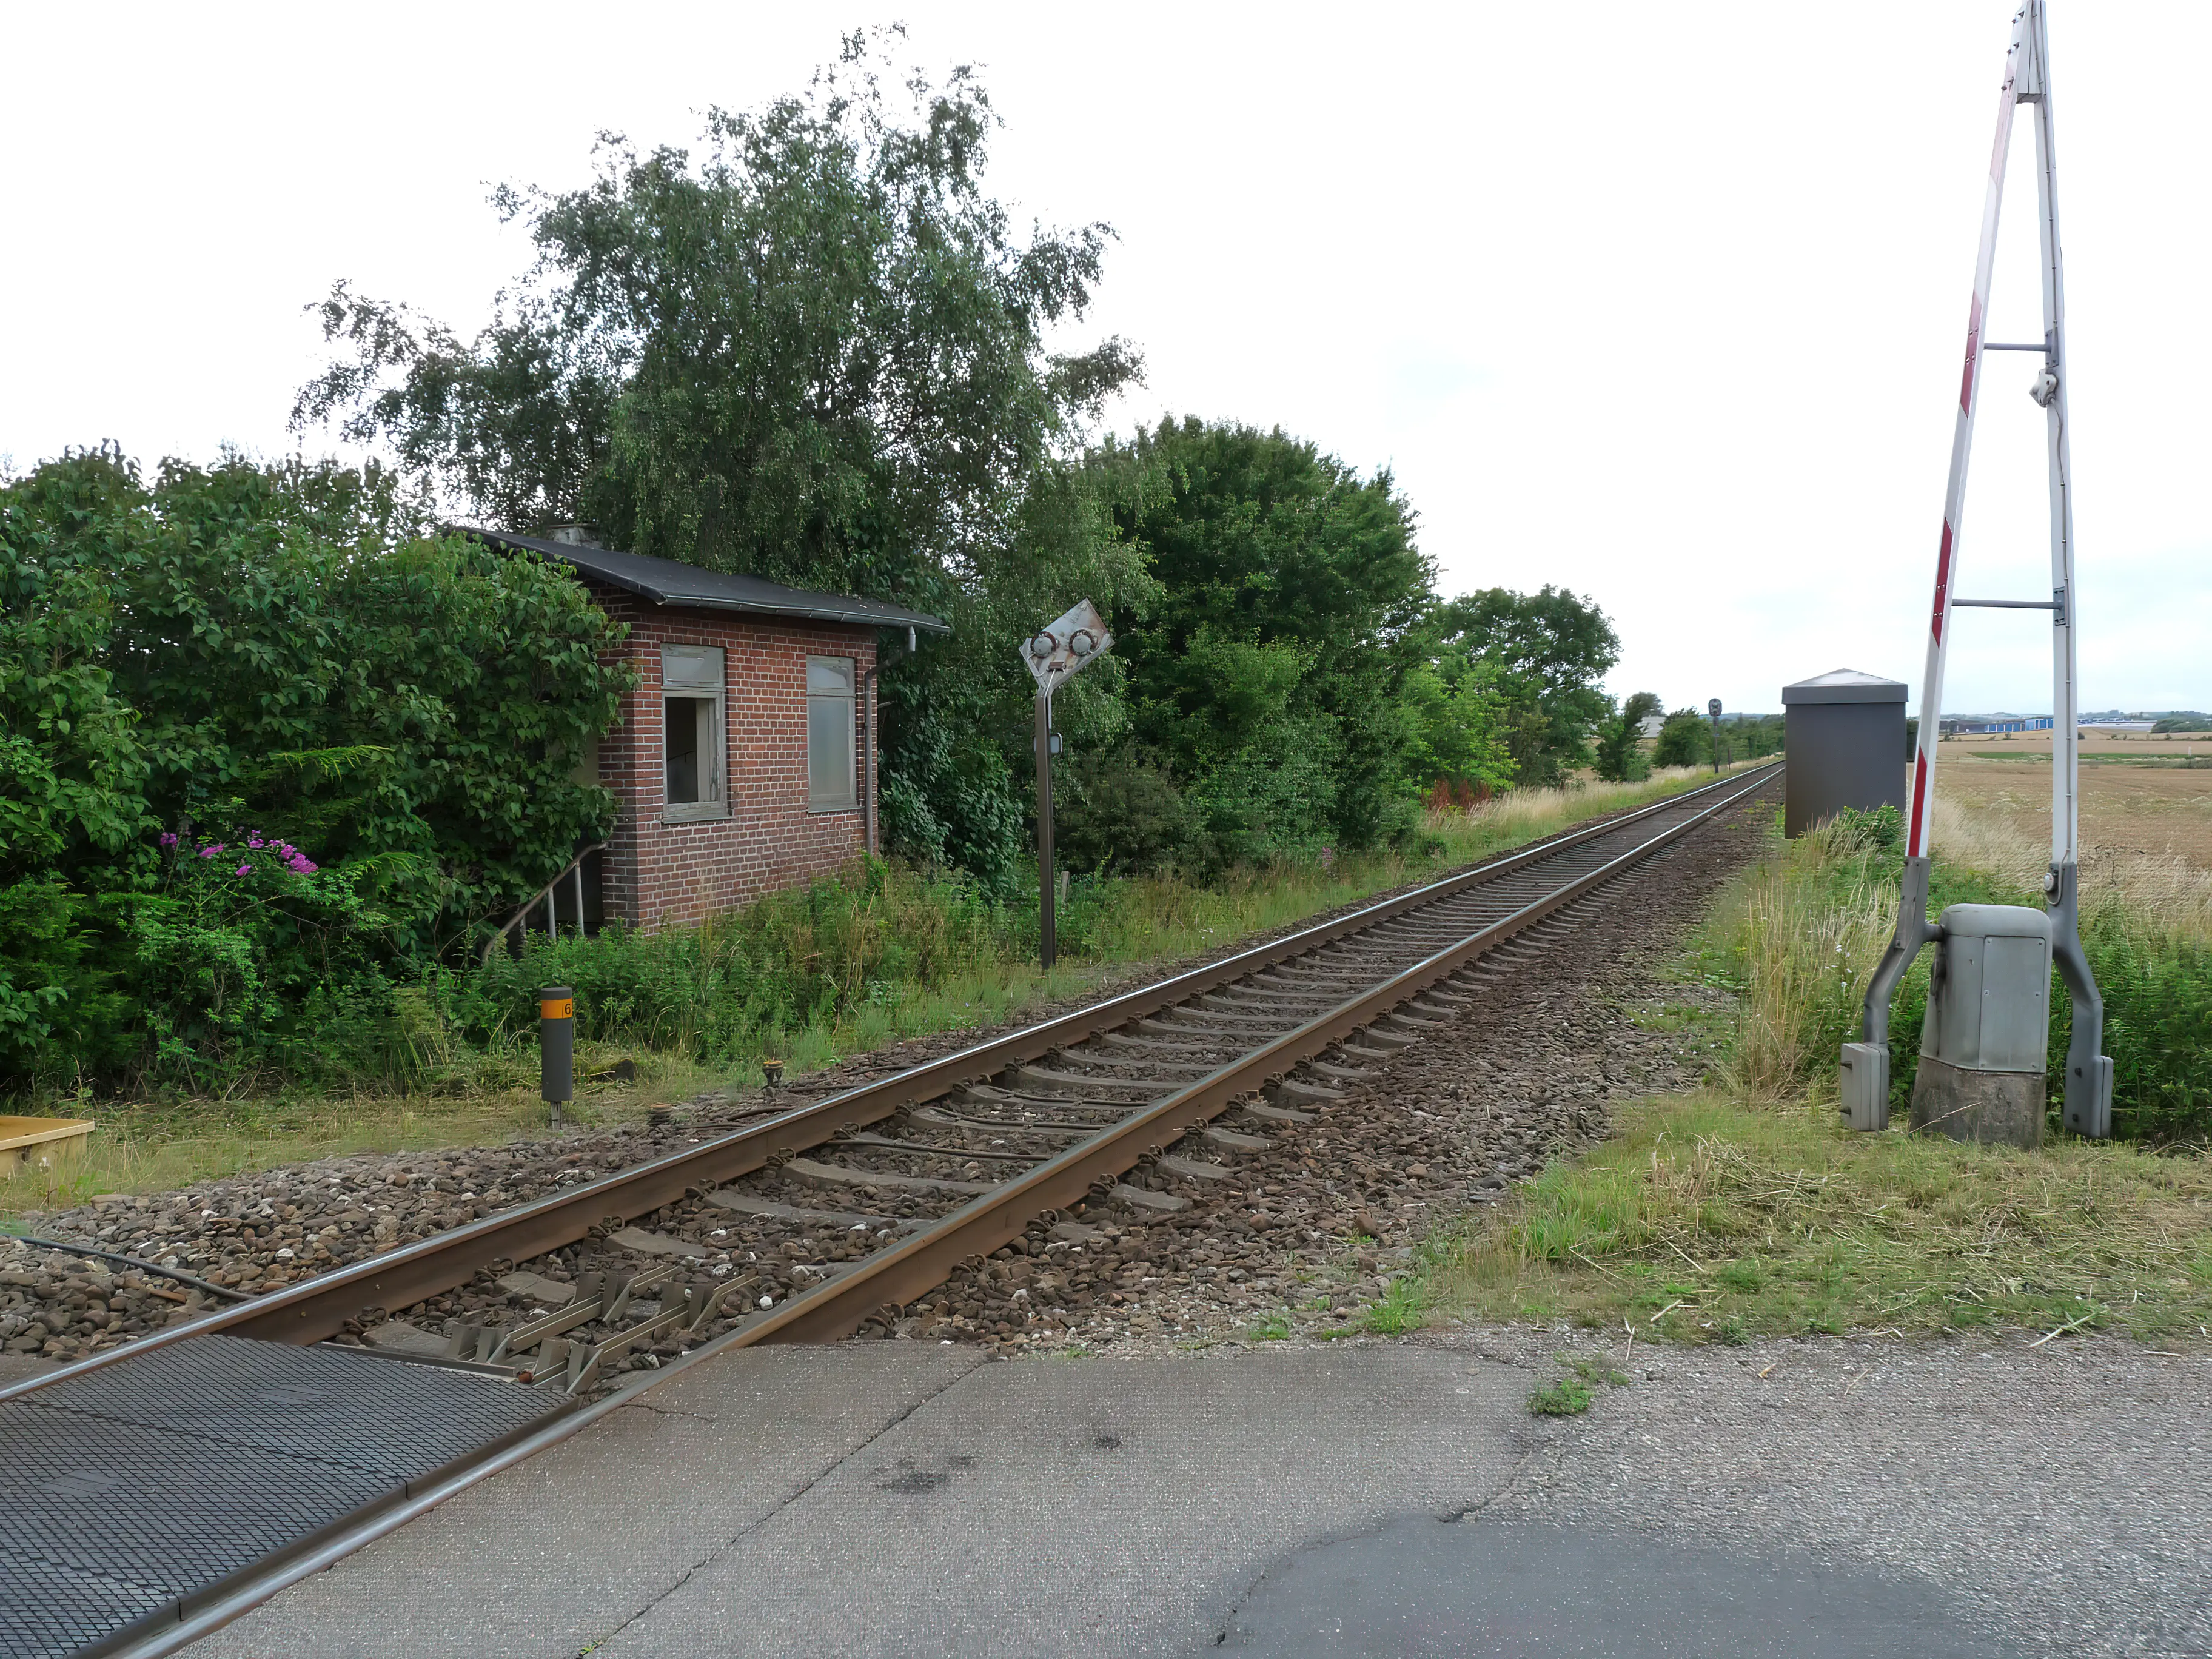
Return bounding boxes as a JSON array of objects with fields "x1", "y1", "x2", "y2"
[{"x1": 454, "y1": 526, "x2": 951, "y2": 634}]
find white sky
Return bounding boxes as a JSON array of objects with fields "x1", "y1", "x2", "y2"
[{"x1": 4, "y1": 2, "x2": 2204, "y2": 717}]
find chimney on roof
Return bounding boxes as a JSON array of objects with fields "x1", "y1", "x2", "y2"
[{"x1": 549, "y1": 523, "x2": 605, "y2": 548}]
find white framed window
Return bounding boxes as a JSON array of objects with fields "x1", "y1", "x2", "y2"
[
  {"x1": 662, "y1": 643, "x2": 727, "y2": 821},
  {"x1": 808, "y1": 655, "x2": 857, "y2": 812}
]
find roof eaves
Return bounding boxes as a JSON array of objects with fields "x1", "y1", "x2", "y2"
[{"x1": 447, "y1": 525, "x2": 950, "y2": 634}]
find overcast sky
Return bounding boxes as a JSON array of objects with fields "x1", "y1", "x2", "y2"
[{"x1": 4, "y1": 2, "x2": 2204, "y2": 716}]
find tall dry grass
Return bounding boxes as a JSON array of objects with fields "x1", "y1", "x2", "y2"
[
  {"x1": 1933, "y1": 796, "x2": 2212, "y2": 942},
  {"x1": 1720, "y1": 828, "x2": 1895, "y2": 1099}
]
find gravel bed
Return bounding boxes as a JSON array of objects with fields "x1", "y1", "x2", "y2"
[
  {"x1": 1, "y1": 1108, "x2": 776, "y2": 1363},
  {"x1": 904, "y1": 786, "x2": 1773, "y2": 1358}
]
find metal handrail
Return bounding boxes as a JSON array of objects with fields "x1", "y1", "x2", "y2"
[{"x1": 484, "y1": 843, "x2": 606, "y2": 962}]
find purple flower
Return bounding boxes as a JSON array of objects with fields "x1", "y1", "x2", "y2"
[
  {"x1": 235, "y1": 863, "x2": 253, "y2": 876},
  {"x1": 248, "y1": 835, "x2": 264, "y2": 849},
  {"x1": 287, "y1": 854, "x2": 317, "y2": 874},
  {"x1": 159, "y1": 831, "x2": 178, "y2": 848},
  {"x1": 198, "y1": 844, "x2": 223, "y2": 859}
]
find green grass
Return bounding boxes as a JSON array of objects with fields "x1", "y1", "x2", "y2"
[
  {"x1": 1247, "y1": 1310, "x2": 1295, "y2": 1342},
  {"x1": 1525, "y1": 1352, "x2": 1630, "y2": 1415},
  {"x1": 1362, "y1": 1275, "x2": 1430, "y2": 1335},
  {"x1": 1526, "y1": 1376, "x2": 1593, "y2": 1415},
  {"x1": 1, "y1": 1045, "x2": 726, "y2": 1225},
  {"x1": 1436, "y1": 1089, "x2": 2212, "y2": 1345}
]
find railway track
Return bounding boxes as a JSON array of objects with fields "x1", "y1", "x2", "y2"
[{"x1": 0, "y1": 762, "x2": 1779, "y2": 1658}]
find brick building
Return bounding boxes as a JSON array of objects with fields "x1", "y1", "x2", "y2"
[{"x1": 465, "y1": 527, "x2": 948, "y2": 931}]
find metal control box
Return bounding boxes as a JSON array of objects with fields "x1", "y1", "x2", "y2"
[
  {"x1": 1908, "y1": 903, "x2": 2052, "y2": 1145},
  {"x1": 1781, "y1": 669, "x2": 1908, "y2": 837}
]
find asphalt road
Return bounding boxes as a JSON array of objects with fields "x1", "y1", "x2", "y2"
[{"x1": 196, "y1": 1326, "x2": 2211, "y2": 1658}]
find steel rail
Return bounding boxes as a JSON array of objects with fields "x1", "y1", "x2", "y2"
[{"x1": 0, "y1": 763, "x2": 1777, "y2": 1407}]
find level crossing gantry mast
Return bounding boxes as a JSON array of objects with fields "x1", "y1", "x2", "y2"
[{"x1": 1840, "y1": 0, "x2": 2113, "y2": 1138}]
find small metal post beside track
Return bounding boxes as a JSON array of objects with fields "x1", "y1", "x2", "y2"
[
  {"x1": 541, "y1": 985, "x2": 574, "y2": 1128},
  {"x1": 1035, "y1": 688, "x2": 1056, "y2": 968}
]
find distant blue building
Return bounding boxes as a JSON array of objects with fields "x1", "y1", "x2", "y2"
[{"x1": 1939, "y1": 716, "x2": 2056, "y2": 736}]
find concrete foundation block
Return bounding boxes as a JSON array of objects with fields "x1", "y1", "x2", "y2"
[{"x1": 1907, "y1": 1056, "x2": 2045, "y2": 1148}]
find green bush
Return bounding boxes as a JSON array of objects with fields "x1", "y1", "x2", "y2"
[
  {"x1": 0, "y1": 449, "x2": 631, "y2": 1089},
  {"x1": 1056, "y1": 746, "x2": 1196, "y2": 876},
  {"x1": 1652, "y1": 709, "x2": 1710, "y2": 769},
  {"x1": 1592, "y1": 692, "x2": 1663, "y2": 784},
  {"x1": 2060, "y1": 916, "x2": 2212, "y2": 1141},
  {"x1": 1828, "y1": 803, "x2": 1903, "y2": 854}
]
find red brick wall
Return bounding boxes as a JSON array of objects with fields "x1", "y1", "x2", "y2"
[{"x1": 583, "y1": 578, "x2": 877, "y2": 930}]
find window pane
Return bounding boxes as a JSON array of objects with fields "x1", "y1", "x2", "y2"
[
  {"x1": 666, "y1": 696, "x2": 705, "y2": 803},
  {"x1": 663, "y1": 644, "x2": 723, "y2": 691},
  {"x1": 809, "y1": 694, "x2": 854, "y2": 808},
  {"x1": 807, "y1": 655, "x2": 854, "y2": 695}
]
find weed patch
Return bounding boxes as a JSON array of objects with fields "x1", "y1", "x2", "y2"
[
  {"x1": 1363, "y1": 1276, "x2": 1429, "y2": 1335},
  {"x1": 1527, "y1": 1376, "x2": 1593, "y2": 1416}
]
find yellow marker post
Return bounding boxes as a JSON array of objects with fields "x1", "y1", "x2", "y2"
[{"x1": 540, "y1": 985, "x2": 575, "y2": 1127}]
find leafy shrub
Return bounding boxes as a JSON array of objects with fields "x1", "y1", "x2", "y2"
[
  {"x1": 2059, "y1": 914, "x2": 2212, "y2": 1141},
  {"x1": 1652, "y1": 709, "x2": 1710, "y2": 769},
  {"x1": 1055, "y1": 746, "x2": 1196, "y2": 876},
  {"x1": 0, "y1": 449, "x2": 631, "y2": 1088},
  {"x1": 1592, "y1": 691, "x2": 1663, "y2": 783}
]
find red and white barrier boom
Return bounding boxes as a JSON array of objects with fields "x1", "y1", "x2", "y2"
[{"x1": 1839, "y1": 0, "x2": 2113, "y2": 1136}]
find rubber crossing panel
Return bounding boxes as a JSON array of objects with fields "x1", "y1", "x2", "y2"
[{"x1": 0, "y1": 1333, "x2": 565, "y2": 1658}]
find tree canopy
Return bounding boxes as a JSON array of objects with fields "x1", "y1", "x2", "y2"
[
  {"x1": 294, "y1": 31, "x2": 1150, "y2": 890},
  {"x1": 1052, "y1": 419, "x2": 1517, "y2": 873},
  {"x1": 1426, "y1": 586, "x2": 1620, "y2": 786},
  {"x1": 291, "y1": 33, "x2": 1618, "y2": 887}
]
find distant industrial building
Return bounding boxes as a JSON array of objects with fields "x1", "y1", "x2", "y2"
[{"x1": 1940, "y1": 716, "x2": 2055, "y2": 736}]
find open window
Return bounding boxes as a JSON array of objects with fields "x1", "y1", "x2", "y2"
[
  {"x1": 808, "y1": 655, "x2": 857, "y2": 811},
  {"x1": 662, "y1": 644, "x2": 726, "y2": 821}
]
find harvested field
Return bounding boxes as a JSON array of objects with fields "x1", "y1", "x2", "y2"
[{"x1": 1939, "y1": 732, "x2": 2212, "y2": 870}]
